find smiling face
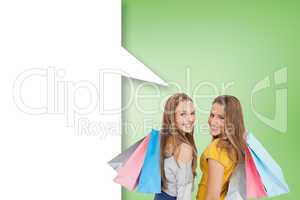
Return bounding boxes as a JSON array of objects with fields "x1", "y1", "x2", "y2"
[
  {"x1": 208, "y1": 103, "x2": 225, "y2": 137},
  {"x1": 174, "y1": 100, "x2": 196, "y2": 133}
]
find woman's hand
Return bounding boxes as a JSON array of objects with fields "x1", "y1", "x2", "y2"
[{"x1": 204, "y1": 159, "x2": 224, "y2": 200}]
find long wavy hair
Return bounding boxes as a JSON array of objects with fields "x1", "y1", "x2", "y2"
[
  {"x1": 160, "y1": 93, "x2": 198, "y2": 190},
  {"x1": 212, "y1": 95, "x2": 247, "y2": 164}
]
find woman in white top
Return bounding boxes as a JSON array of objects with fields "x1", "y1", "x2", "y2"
[{"x1": 154, "y1": 93, "x2": 198, "y2": 200}]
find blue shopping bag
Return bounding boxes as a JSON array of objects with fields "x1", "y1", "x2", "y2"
[
  {"x1": 137, "y1": 129, "x2": 161, "y2": 193},
  {"x1": 247, "y1": 132, "x2": 290, "y2": 197}
]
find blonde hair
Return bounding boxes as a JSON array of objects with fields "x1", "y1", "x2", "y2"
[{"x1": 212, "y1": 95, "x2": 247, "y2": 164}]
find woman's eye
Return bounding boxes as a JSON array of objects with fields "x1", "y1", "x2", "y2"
[{"x1": 180, "y1": 113, "x2": 186, "y2": 116}]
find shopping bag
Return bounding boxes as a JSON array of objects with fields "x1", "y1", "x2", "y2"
[
  {"x1": 247, "y1": 133, "x2": 290, "y2": 197},
  {"x1": 113, "y1": 134, "x2": 150, "y2": 191},
  {"x1": 137, "y1": 129, "x2": 161, "y2": 193},
  {"x1": 225, "y1": 191, "x2": 244, "y2": 200},
  {"x1": 108, "y1": 137, "x2": 145, "y2": 172},
  {"x1": 245, "y1": 146, "x2": 267, "y2": 198},
  {"x1": 225, "y1": 163, "x2": 246, "y2": 200}
]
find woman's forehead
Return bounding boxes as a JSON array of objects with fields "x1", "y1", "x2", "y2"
[
  {"x1": 211, "y1": 103, "x2": 224, "y2": 114},
  {"x1": 176, "y1": 100, "x2": 195, "y2": 110}
]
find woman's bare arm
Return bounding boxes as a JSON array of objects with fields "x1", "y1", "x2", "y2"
[{"x1": 204, "y1": 159, "x2": 224, "y2": 200}]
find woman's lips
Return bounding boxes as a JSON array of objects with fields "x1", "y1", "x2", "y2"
[
  {"x1": 210, "y1": 127, "x2": 219, "y2": 133},
  {"x1": 183, "y1": 123, "x2": 193, "y2": 128}
]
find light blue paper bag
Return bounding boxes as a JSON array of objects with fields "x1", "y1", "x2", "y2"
[
  {"x1": 137, "y1": 129, "x2": 161, "y2": 193},
  {"x1": 108, "y1": 137, "x2": 145, "y2": 172},
  {"x1": 225, "y1": 163, "x2": 246, "y2": 200},
  {"x1": 247, "y1": 132, "x2": 290, "y2": 197}
]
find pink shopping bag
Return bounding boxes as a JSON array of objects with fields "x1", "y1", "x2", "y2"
[
  {"x1": 113, "y1": 134, "x2": 150, "y2": 191},
  {"x1": 245, "y1": 146, "x2": 267, "y2": 198}
]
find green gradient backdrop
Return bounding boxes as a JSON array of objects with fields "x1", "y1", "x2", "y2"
[{"x1": 121, "y1": 0, "x2": 299, "y2": 199}]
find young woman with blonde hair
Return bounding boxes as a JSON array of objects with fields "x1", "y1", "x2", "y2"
[
  {"x1": 196, "y1": 95, "x2": 247, "y2": 200},
  {"x1": 154, "y1": 93, "x2": 198, "y2": 200}
]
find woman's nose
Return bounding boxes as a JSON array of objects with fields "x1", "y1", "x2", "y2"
[
  {"x1": 188, "y1": 114, "x2": 195, "y2": 122},
  {"x1": 210, "y1": 116, "x2": 218, "y2": 125}
]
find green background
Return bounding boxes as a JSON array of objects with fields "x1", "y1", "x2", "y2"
[{"x1": 121, "y1": 0, "x2": 299, "y2": 199}]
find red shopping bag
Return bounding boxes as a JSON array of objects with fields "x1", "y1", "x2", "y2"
[
  {"x1": 245, "y1": 146, "x2": 267, "y2": 198},
  {"x1": 113, "y1": 134, "x2": 150, "y2": 191}
]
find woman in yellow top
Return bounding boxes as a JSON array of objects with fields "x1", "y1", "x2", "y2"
[{"x1": 196, "y1": 95, "x2": 247, "y2": 200}]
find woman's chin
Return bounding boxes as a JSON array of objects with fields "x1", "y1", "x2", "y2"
[
  {"x1": 181, "y1": 127, "x2": 193, "y2": 133},
  {"x1": 210, "y1": 131, "x2": 220, "y2": 137}
]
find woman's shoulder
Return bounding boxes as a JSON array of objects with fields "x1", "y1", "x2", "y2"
[
  {"x1": 174, "y1": 143, "x2": 193, "y2": 163},
  {"x1": 205, "y1": 138, "x2": 234, "y2": 168},
  {"x1": 207, "y1": 138, "x2": 232, "y2": 155},
  {"x1": 206, "y1": 138, "x2": 221, "y2": 151}
]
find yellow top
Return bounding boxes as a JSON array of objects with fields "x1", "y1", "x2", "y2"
[{"x1": 196, "y1": 138, "x2": 236, "y2": 200}]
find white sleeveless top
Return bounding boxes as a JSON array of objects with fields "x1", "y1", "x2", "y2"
[{"x1": 162, "y1": 156, "x2": 194, "y2": 200}]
